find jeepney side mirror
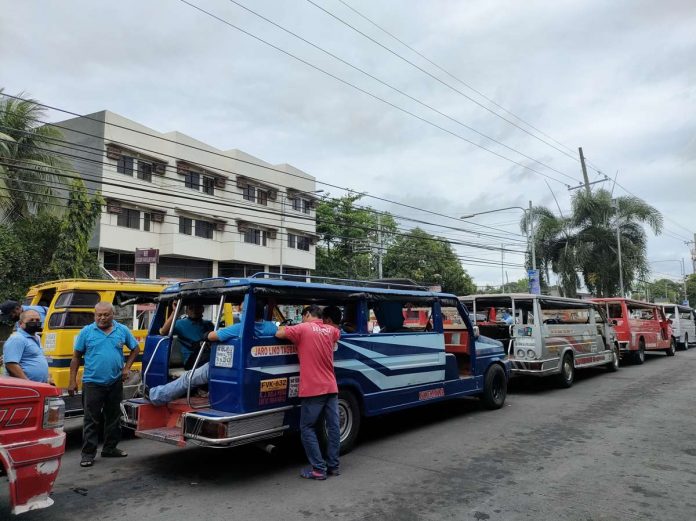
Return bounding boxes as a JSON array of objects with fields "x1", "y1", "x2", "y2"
[
  {"x1": 611, "y1": 319, "x2": 618, "y2": 326},
  {"x1": 473, "y1": 325, "x2": 480, "y2": 338}
]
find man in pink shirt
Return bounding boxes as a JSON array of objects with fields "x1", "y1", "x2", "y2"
[{"x1": 276, "y1": 304, "x2": 341, "y2": 480}]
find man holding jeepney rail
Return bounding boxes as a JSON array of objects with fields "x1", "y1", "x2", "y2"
[
  {"x1": 276, "y1": 304, "x2": 341, "y2": 480},
  {"x1": 68, "y1": 302, "x2": 140, "y2": 468}
]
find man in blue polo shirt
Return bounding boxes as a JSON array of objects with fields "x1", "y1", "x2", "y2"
[
  {"x1": 68, "y1": 302, "x2": 140, "y2": 468},
  {"x1": 159, "y1": 302, "x2": 214, "y2": 369},
  {"x1": 3, "y1": 309, "x2": 49, "y2": 383},
  {"x1": 148, "y1": 301, "x2": 277, "y2": 405}
]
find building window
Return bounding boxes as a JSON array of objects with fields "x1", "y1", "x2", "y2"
[
  {"x1": 297, "y1": 236, "x2": 310, "y2": 251},
  {"x1": 144, "y1": 212, "x2": 152, "y2": 232},
  {"x1": 302, "y1": 199, "x2": 311, "y2": 214},
  {"x1": 257, "y1": 189, "x2": 268, "y2": 206},
  {"x1": 195, "y1": 220, "x2": 214, "y2": 239},
  {"x1": 185, "y1": 171, "x2": 200, "y2": 190},
  {"x1": 203, "y1": 176, "x2": 215, "y2": 195},
  {"x1": 137, "y1": 161, "x2": 153, "y2": 182},
  {"x1": 291, "y1": 197, "x2": 301, "y2": 211},
  {"x1": 243, "y1": 185, "x2": 256, "y2": 202},
  {"x1": 287, "y1": 233, "x2": 310, "y2": 251},
  {"x1": 117, "y1": 208, "x2": 140, "y2": 229},
  {"x1": 243, "y1": 228, "x2": 267, "y2": 246},
  {"x1": 179, "y1": 216, "x2": 193, "y2": 235},
  {"x1": 117, "y1": 156, "x2": 134, "y2": 176}
]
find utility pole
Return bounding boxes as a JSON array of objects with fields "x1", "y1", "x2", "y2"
[
  {"x1": 579, "y1": 147, "x2": 591, "y2": 194},
  {"x1": 529, "y1": 200, "x2": 536, "y2": 271}
]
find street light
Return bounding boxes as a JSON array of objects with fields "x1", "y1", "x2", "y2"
[
  {"x1": 460, "y1": 202, "x2": 537, "y2": 273},
  {"x1": 279, "y1": 188, "x2": 324, "y2": 275}
]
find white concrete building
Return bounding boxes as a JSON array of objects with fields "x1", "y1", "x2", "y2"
[{"x1": 53, "y1": 111, "x2": 318, "y2": 280}]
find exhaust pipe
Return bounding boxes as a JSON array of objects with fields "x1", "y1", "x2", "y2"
[{"x1": 255, "y1": 442, "x2": 278, "y2": 456}]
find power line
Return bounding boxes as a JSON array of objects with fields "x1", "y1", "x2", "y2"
[
  {"x1": 335, "y1": 0, "x2": 580, "y2": 160},
  {"x1": 305, "y1": 0, "x2": 582, "y2": 166},
  {"x1": 173, "y1": 2, "x2": 576, "y2": 187},
  {"x1": 0, "y1": 97, "x2": 528, "y2": 241},
  {"x1": 221, "y1": 0, "x2": 577, "y2": 182}
]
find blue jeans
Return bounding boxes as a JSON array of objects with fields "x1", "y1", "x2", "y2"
[
  {"x1": 149, "y1": 363, "x2": 209, "y2": 405},
  {"x1": 300, "y1": 394, "x2": 340, "y2": 472}
]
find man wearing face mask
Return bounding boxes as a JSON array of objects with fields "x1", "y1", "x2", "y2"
[{"x1": 3, "y1": 310, "x2": 49, "y2": 383}]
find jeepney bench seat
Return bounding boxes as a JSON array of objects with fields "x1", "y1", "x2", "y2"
[{"x1": 168, "y1": 337, "x2": 187, "y2": 380}]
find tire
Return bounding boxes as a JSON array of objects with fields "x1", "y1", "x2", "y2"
[
  {"x1": 555, "y1": 352, "x2": 575, "y2": 388},
  {"x1": 319, "y1": 389, "x2": 361, "y2": 455},
  {"x1": 606, "y1": 344, "x2": 620, "y2": 372},
  {"x1": 633, "y1": 339, "x2": 645, "y2": 365},
  {"x1": 683, "y1": 333, "x2": 689, "y2": 351},
  {"x1": 480, "y1": 364, "x2": 507, "y2": 409},
  {"x1": 666, "y1": 337, "x2": 676, "y2": 357}
]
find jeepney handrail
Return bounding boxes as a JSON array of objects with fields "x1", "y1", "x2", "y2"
[
  {"x1": 186, "y1": 294, "x2": 225, "y2": 409},
  {"x1": 247, "y1": 272, "x2": 429, "y2": 290},
  {"x1": 140, "y1": 299, "x2": 182, "y2": 396},
  {"x1": 184, "y1": 404, "x2": 294, "y2": 423}
]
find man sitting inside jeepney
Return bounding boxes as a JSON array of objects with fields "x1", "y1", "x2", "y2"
[
  {"x1": 159, "y1": 303, "x2": 214, "y2": 370},
  {"x1": 147, "y1": 301, "x2": 277, "y2": 405}
]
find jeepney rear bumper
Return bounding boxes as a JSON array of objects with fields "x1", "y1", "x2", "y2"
[
  {"x1": 0, "y1": 431, "x2": 66, "y2": 515},
  {"x1": 510, "y1": 357, "x2": 560, "y2": 376},
  {"x1": 121, "y1": 399, "x2": 291, "y2": 448}
]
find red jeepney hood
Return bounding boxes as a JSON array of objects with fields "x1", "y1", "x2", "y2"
[{"x1": 0, "y1": 377, "x2": 66, "y2": 515}]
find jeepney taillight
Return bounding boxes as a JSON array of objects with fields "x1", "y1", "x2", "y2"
[
  {"x1": 200, "y1": 420, "x2": 226, "y2": 439},
  {"x1": 43, "y1": 397, "x2": 65, "y2": 430}
]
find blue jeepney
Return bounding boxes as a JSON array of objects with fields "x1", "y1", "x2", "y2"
[{"x1": 121, "y1": 275, "x2": 510, "y2": 452}]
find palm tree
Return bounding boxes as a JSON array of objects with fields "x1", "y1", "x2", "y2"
[
  {"x1": 521, "y1": 188, "x2": 662, "y2": 297},
  {"x1": 0, "y1": 89, "x2": 67, "y2": 221}
]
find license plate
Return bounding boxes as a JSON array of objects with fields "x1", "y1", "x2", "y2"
[{"x1": 215, "y1": 345, "x2": 234, "y2": 368}]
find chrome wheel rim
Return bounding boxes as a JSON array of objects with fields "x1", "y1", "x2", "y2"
[
  {"x1": 613, "y1": 348, "x2": 619, "y2": 369},
  {"x1": 338, "y1": 398, "x2": 353, "y2": 443},
  {"x1": 564, "y1": 358, "x2": 573, "y2": 382}
]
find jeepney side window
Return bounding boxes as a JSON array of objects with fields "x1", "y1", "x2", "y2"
[
  {"x1": 514, "y1": 300, "x2": 535, "y2": 325},
  {"x1": 54, "y1": 291, "x2": 101, "y2": 308},
  {"x1": 370, "y1": 301, "x2": 434, "y2": 333},
  {"x1": 540, "y1": 300, "x2": 590, "y2": 324},
  {"x1": 680, "y1": 310, "x2": 691, "y2": 320},
  {"x1": 36, "y1": 288, "x2": 56, "y2": 307},
  {"x1": 608, "y1": 304, "x2": 623, "y2": 319}
]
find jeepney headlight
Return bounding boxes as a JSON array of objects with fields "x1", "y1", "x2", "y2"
[
  {"x1": 43, "y1": 397, "x2": 65, "y2": 430},
  {"x1": 526, "y1": 349, "x2": 536, "y2": 359},
  {"x1": 516, "y1": 349, "x2": 525, "y2": 358}
]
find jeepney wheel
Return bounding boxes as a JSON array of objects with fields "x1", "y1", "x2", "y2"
[
  {"x1": 666, "y1": 337, "x2": 676, "y2": 357},
  {"x1": 480, "y1": 364, "x2": 507, "y2": 410},
  {"x1": 606, "y1": 344, "x2": 620, "y2": 372},
  {"x1": 556, "y1": 353, "x2": 575, "y2": 388},
  {"x1": 684, "y1": 334, "x2": 689, "y2": 351},
  {"x1": 320, "y1": 389, "x2": 361, "y2": 455},
  {"x1": 633, "y1": 339, "x2": 646, "y2": 365}
]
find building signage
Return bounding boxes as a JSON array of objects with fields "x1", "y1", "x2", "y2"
[
  {"x1": 528, "y1": 269, "x2": 541, "y2": 295},
  {"x1": 135, "y1": 248, "x2": 159, "y2": 264}
]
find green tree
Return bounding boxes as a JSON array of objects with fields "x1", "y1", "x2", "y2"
[
  {"x1": 686, "y1": 274, "x2": 696, "y2": 306},
  {"x1": 49, "y1": 179, "x2": 104, "y2": 278},
  {"x1": 0, "y1": 89, "x2": 67, "y2": 220},
  {"x1": 522, "y1": 188, "x2": 662, "y2": 297},
  {"x1": 383, "y1": 228, "x2": 475, "y2": 295},
  {"x1": 315, "y1": 194, "x2": 396, "y2": 279}
]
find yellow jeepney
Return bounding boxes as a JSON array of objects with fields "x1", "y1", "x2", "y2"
[{"x1": 24, "y1": 279, "x2": 167, "y2": 416}]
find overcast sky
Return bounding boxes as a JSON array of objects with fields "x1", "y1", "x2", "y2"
[{"x1": 2, "y1": 0, "x2": 695, "y2": 285}]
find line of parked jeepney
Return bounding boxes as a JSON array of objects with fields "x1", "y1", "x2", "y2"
[{"x1": 2, "y1": 276, "x2": 695, "y2": 515}]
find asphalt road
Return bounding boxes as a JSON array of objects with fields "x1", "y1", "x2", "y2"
[{"x1": 4, "y1": 349, "x2": 696, "y2": 521}]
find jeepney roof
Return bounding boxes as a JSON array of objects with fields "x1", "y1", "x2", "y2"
[
  {"x1": 27, "y1": 278, "x2": 167, "y2": 293},
  {"x1": 591, "y1": 297, "x2": 667, "y2": 309},
  {"x1": 459, "y1": 293, "x2": 594, "y2": 304},
  {"x1": 159, "y1": 275, "x2": 456, "y2": 302}
]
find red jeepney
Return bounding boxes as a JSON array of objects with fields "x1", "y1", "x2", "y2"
[
  {"x1": 0, "y1": 377, "x2": 66, "y2": 515},
  {"x1": 592, "y1": 298, "x2": 675, "y2": 364}
]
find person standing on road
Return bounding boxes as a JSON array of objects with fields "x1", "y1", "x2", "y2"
[
  {"x1": 68, "y1": 302, "x2": 140, "y2": 468},
  {"x1": 275, "y1": 305, "x2": 341, "y2": 480},
  {"x1": 3, "y1": 310, "x2": 50, "y2": 383}
]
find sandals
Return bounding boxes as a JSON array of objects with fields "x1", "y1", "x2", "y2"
[
  {"x1": 80, "y1": 457, "x2": 94, "y2": 468},
  {"x1": 300, "y1": 467, "x2": 327, "y2": 480},
  {"x1": 101, "y1": 448, "x2": 128, "y2": 458}
]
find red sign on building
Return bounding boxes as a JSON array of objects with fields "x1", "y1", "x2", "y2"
[{"x1": 135, "y1": 248, "x2": 159, "y2": 264}]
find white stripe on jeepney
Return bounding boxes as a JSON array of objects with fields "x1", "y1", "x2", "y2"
[
  {"x1": 348, "y1": 333, "x2": 445, "y2": 349},
  {"x1": 248, "y1": 364, "x2": 299, "y2": 375},
  {"x1": 334, "y1": 359, "x2": 445, "y2": 390}
]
